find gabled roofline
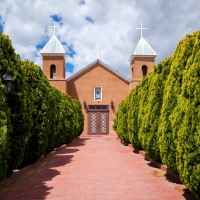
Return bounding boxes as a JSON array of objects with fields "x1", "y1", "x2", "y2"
[{"x1": 67, "y1": 59, "x2": 130, "y2": 83}]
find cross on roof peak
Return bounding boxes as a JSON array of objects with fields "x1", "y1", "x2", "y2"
[
  {"x1": 93, "y1": 45, "x2": 102, "y2": 59},
  {"x1": 50, "y1": 21, "x2": 59, "y2": 36},
  {"x1": 136, "y1": 23, "x2": 147, "y2": 37}
]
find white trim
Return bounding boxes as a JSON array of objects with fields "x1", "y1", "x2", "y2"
[
  {"x1": 94, "y1": 86, "x2": 102, "y2": 101},
  {"x1": 41, "y1": 53, "x2": 65, "y2": 56}
]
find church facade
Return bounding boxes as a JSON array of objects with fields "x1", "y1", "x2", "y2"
[{"x1": 40, "y1": 24, "x2": 157, "y2": 135}]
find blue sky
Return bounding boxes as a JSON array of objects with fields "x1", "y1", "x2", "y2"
[
  {"x1": 0, "y1": 16, "x2": 4, "y2": 32},
  {"x1": 0, "y1": 0, "x2": 200, "y2": 78}
]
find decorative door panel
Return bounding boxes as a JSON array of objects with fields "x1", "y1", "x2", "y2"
[
  {"x1": 100, "y1": 112, "x2": 107, "y2": 134},
  {"x1": 89, "y1": 112, "x2": 108, "y2": 134},
  {"x1": 90, "y1": 112, "x2": 97, "y2": 134}
]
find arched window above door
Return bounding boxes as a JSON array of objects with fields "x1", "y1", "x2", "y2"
[
  {"x1": 142, "y1": 65, "x2": 147, "y2": 77},
  {"x1": 50, "y1": 65, "x2": 56, "y2": 78}
]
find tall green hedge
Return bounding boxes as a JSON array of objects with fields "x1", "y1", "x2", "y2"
[
  {"x1": 115, "y1": 99, "x2": 129, "y2": 144},
  {"x1": 158, "y1": 33, "x2": 195, "y2": 174},
  {"x1": 137, "y1": 76, "x2": 151, "y2": 152},
  {"x1": 0, "y1": 31, "x2": 84, "y2": 180},
  {"x1": 128, "y1": 86, "x2": 142, "y2": 149},
  {"x1": 170, "y1": 32, "x2": 200, "y2": 198},
  {"x1": 0, "y1": 82, "x2": 11, "y2": 180},
  {"x1": 0, "y1": 31, "x2": 21, "y2": 175},
  {"x1": 141, "y1": 57, "x2": 171, "y2": 162},
  {"x1": 114, "y1": 30, "x2": 200, "y2": 199}
]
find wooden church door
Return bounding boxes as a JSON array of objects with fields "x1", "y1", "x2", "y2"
[{"x1": 88, "y1": 111, "x2": 109, "y2": 134}]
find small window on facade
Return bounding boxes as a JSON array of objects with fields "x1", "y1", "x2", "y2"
[
  {"x1": 89, "y1": 105, "x2": 95, "y2": 109},
  {"x1": 142, "y1": 65, "x2": 148, "y2": 77},
  {"x1": 94, "y1": 86, "x2": 102, "y2": 101},
  {"x1": 50, "y1": 65, "x2": 56, "y2": 78},
  {"x1": 88, "y1": 105, "x2": 108, "y2": 110}
]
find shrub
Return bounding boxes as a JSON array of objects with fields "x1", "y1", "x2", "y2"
[
  {"x1": 170, "y1": 32, "x2": 200, "y2": 198},
  {"x1": 140, "y1": 57, "x2": 171, "y2": 162},
  {"x1": 115, "y1": 99, "x2": 129, "y2": 144},
  {"x1": 158, "y1": 33, "x2": 196, "y2": 174},
  {"x1": 128, "y1": 86, "x2": 142, "y2": 149}
]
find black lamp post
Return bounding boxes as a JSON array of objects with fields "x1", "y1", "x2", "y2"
[{"x1": 2, "y1": 71, "x2": 15, "y2": 98}]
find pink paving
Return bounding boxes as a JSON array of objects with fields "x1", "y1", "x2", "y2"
[{"x1": 0, "y1": 134, "x2": 196, "y2": 200}]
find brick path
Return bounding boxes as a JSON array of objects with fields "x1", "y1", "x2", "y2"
[{"x1": 0, "y1": 135, "x2": 196, "y2": 200}]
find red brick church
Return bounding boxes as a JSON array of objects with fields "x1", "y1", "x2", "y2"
[{"x1": 40, "y1": 23, "x2": 157, "y2": 135}]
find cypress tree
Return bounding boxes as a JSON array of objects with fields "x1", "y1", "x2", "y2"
[
  {"x1": 137, "y1": 76, "x2": 151, "y2": 152},
  {"x1": 0, "y1": 82, "x2": 11, "y2": 180},
  {"x1": 116, "y1": 98, "x2": 129, "y2": 144},
  {"x1": 170, "y1": 31, "x2": 200, "y2": 199},
  {"x1": 158, "y1": 33, "x2": 195, "y2": 174},
  {"x1": 140, "y1": 57, "x2": 171, "y2": 161},
  {"x1": 128, "y1": 86, "x2": 142, "y2": 149},
  {"x1": 21, "y1": 60, "x2": 52, "y2": 165}
]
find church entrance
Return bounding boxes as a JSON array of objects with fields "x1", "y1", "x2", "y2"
[{"x1": 88, "y1": 105, "x2": 109, "y2": 135}]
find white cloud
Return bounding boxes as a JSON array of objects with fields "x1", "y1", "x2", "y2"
[
  {"x1": 14, "y1": 44, "x2": 37, "y2": 61},
  {"x1": 1, "y1": 0, "x2": 200, "y2": 79},
  {"x1": 66, "y1": 71, "x2": 73, "y2": 79}
]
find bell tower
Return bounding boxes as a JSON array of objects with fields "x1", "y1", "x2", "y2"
[
  {"x1": 40, "y1": 22, "x2": 67, "y2": 93},
  {"x1": 129, "y1": 23, "x2": 157, "y2": 90}
]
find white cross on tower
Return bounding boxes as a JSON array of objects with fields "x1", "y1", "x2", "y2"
[
  {"x1": 93, "y1": 45, "x2": 102, "y2": 59},
  {"x1": 50, "y1": 21, "x2": 59, "y2": 35},
  {"x1": 136, "y1": 23, "x2": 147, "y2": 37}
]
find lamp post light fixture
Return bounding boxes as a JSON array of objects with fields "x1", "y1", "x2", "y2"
[
  {"x1": 83, "y1": 100, "x2": 86, "y2": 109},
  {"x1": 111, "y1": 100, "x2": 114, "y2": 109},
  {"x1": 2, "y1": 71, "x2": 15, "y2": 98}
]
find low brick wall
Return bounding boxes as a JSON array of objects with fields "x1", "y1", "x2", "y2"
[{"x1": 0, "y1": 144, "x2": 67, "y2": 193}]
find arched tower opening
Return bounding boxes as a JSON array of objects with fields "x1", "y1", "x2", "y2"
[
  {"x1": 50, "y1": 64, "x2": 56, "y2": 78},
  {"x1": 142, "y1": 65, "x2": 147, "y2": 77}
]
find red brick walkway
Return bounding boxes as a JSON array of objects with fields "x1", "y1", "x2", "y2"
[{"x1": 0, "y1": 135, "x2": 196, "y2": 200}]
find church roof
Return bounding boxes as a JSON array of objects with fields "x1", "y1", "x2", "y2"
[
  {"x1": 67, "y1": 59, "x2": 130, "y2": 83},
  {"x1": 129, "y1": 37, "x2": 157, "y2": 61},
  {"x1": 40, "y1": 35, "x2": 65, "y2": 56}
]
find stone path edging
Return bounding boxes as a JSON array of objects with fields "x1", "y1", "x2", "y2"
[
  {"x1": 0, "y1": 144, "x2": 67, "y2": 194},
  {"x1": 128, "y1": 143, "x2": 183, "y2": 183}
]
